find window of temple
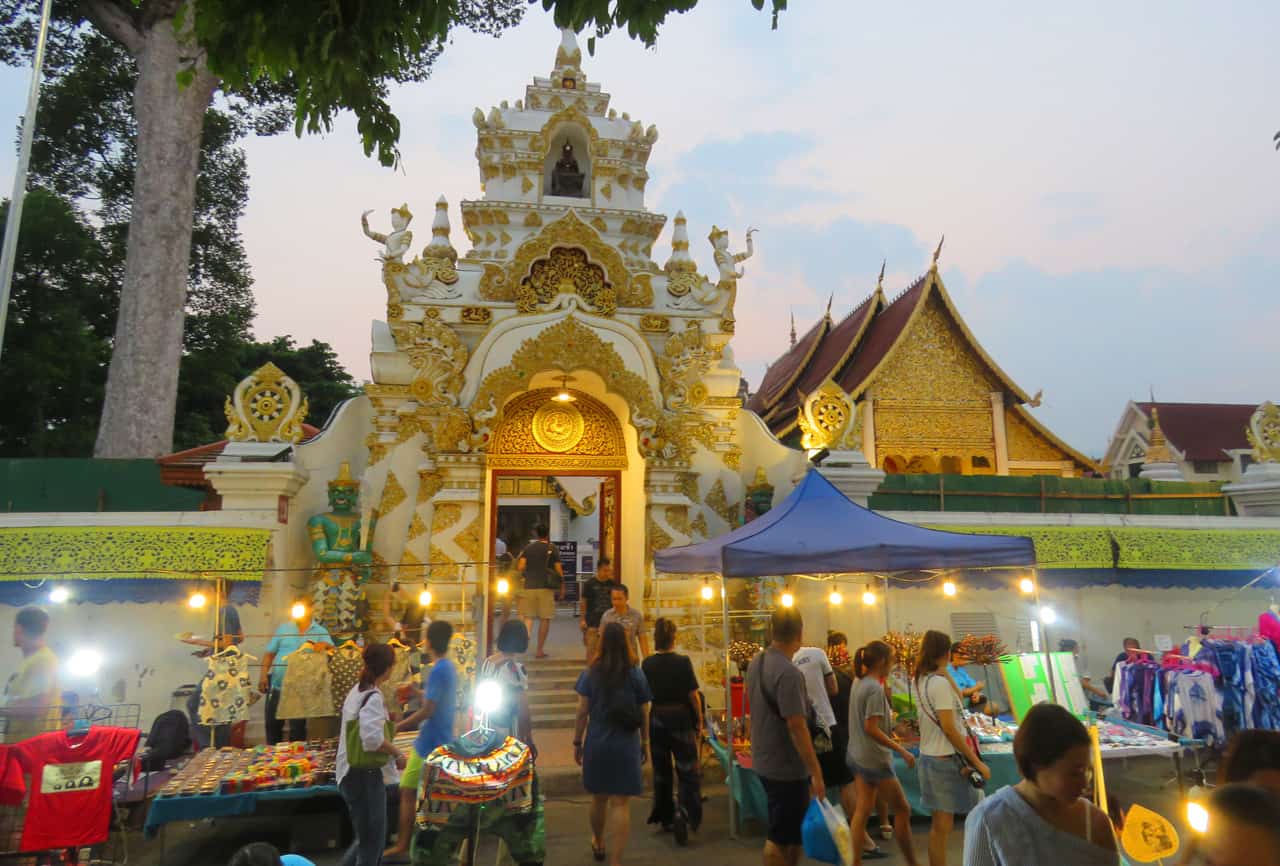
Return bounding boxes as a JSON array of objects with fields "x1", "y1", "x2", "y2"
[
  {"x1": 543, "y1": 126, "x2": 592, "y2": 199},
  {"x1": 940, "y1": 456, "x2": 964, "y2": 474},
  {"x1": 882, "y1": 455, "x2": 905, "y2": 474},
  {"x1": 1192, "y1": 460, "x2": 1221, "y2": 475}
]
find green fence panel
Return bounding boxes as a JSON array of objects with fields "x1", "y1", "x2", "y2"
[{"x1": 0, "y1": 459, "x2": 204, "y2": 512}]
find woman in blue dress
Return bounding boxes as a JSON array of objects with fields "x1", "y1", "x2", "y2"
[{"x1": 574, "y1": 622, "x2": 652, "y2": 865}]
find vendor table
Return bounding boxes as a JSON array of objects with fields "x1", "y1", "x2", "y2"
[{"x1": 144, "y1": 783, "x2": 340, "y2": 837}]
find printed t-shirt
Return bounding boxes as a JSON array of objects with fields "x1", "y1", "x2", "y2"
[
  {"x1": 4, "y1": 646, "x2": 60, "y2": 743},
  {"x1": 0, "y1": 745, "x2": 26, "y2": 805},
  {"x1": 916, "y1": 673, "x2": 964, "y2": 757},
  {"x1": 847, "y1": 675, "x2": 894, "y2": 771},
  {"x1": 746, "y1": 647, "x2": 809, "y2": 781},
  {"x1": 415, "y1": 656, "x2": 458, "y2": 758},
  {"x1": 12, "y1": 726, "x2": 140, "y2": 850},
  {"x1": 265, "y1": 621, "x2": 332, "y2": 690},
  {"x1": 519, "y1": 540, "x2": 560, "y2": 590},
  {"x1": 479, "y1": 655, "x2": 527, "y2": 736},
  {"x1": 792, "y1": 646, "x2": 837, "y2": 728},
  {"x1": 599, "y1": 607, "x2": 644, "y2": 660},
  {"x1": 581, "y1": 579, "x2": 617, "y2": 628}
]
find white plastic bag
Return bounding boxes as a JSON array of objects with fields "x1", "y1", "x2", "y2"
[{"x1": 817, "y1": 798, "x2": 852, "y2": 866}]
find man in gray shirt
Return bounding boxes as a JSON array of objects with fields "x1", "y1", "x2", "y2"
[
  {"x1": 746, "y1": 608, "x2": 825, "y2": 866},
  {"x1": 598, "y1": 584, "x2": 649, "y2": 663}
]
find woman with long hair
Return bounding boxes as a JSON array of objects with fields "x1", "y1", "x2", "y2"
[
  {"x1": 963, "y1": 703, "x2": 1117, "y2": 865},
  {"x1": 913, "y1": 629, "x2": 989, "y2": 866},
  {"x1": 641, "y1": 617, "x2": 704, "y2": 845},
  {"x1": 336, "y1": 642, "x2": 407, "y2": 866},
  {"x1": 574, "y1": 622, "x2": 653, "y2": 865},
  {"x1": 480, "y1": 620, "x2": 534, "y2": 749},
  {"x1": 847, "y1": 641, "x2": 919, "y2": 866}
]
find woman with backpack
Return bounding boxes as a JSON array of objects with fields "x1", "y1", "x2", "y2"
[
  {"x1": 480, "y1": 620, "x2": 535, "y2": 751},
  {"x1": 573, "y1": 622, "x2": 653, "y2": 865},
  {"x1": 336, "y1": 642, "x2": 408, "y2": 866}
]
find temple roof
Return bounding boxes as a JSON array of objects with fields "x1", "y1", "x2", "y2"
[
  {"x1": 157, "y1": 425, "x2": 321, "y2": 490},
  {"x1": 1134, "y1": 402, "x2": 1255, "y2": 461},
  {"x1": 747, "y1": 315, "x2": 830, "y2": 415}
]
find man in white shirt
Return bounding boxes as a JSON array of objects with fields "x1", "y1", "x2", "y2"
[{"x1": 791, "y1": 645, "x2": 837, "y2": 729}]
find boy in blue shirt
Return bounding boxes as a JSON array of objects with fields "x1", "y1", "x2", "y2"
[{"x1": 385, "y1": 620, "x2": 457, "y2": 859}]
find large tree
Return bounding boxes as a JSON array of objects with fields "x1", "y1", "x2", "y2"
[{"x1": 1, "y1": 0, "x2": 786, "y2": 458}]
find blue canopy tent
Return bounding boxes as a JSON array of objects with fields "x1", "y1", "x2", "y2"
[{"x1": 655, "y1": 468, "x2": 1036, "y2": 835}]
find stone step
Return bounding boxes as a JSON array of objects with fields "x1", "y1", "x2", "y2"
[
  {"x1": 523, "y1": 657, "x2": 586, "y2": 673},
  {"x1": 532, "y1": 711, "x2": 578, "y2": 729},
  {"x1": 528, "y1": 695, "x2": 578, "y2": 712}
]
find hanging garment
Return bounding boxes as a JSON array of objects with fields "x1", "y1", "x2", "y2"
[
  {"x1": 1260, "y1": 610, "x2": 1280, "y2": 655},
  {"x1": 1248, "y1": 639, "x2": 1280, "y2": 730},
  {"x1": 198, "y1": 647, "x2": 256, "y2": 726},
  {"x1": 1196, "y1": 640, "x2": 1248, "y2": 739},
  {"x1": 329, "y1": 646, "x2": 364, "y2": 714},
  {"x1": 11, "y1": 726, "x2": 140, "y2": 851},
  {"x1": 1163, "y1": 669, "x2": 1225, "y2": 747},
  {"x1": 276, "y1": 646, "x2": 336, "y2": 720},
  {"x1": 312, "y1": 572, "x2": 368, "y2": 638},
  {"x1": 448, "y1": 633, "x2": 477, "y2": 712},
  {"x1": 380, "y1": 644, "x2": 416, "y2": 715},
  {"x1": 412, "y1": 735, "x2": 542, "y2": 866}
]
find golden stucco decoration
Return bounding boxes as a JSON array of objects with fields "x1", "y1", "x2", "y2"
[
  {"x1": 705, "y1": 479, "x2": 740, "y2": 527},
  {"x1": 224, "y1": 361, "x2": 310, "y2": 444},
  {"x1": 657, "y1": 320, "x2": 723, "y2": 413},
  {"x1": 477, "y1": 211, "x2": 646, "y2": 309},
  {"x1": 469, "y1": 317, "x2": 668, "y2": 459},
  {"x1": 1247, "y1": 401, "x2": 1280, "y2": 463},
  {"x1": 390, "y1": 316, "x2": 468, "y2": 411},
  {"x1": 532, "y1": 400, "x2": 587, "y2": 452},
  {"x1": 639, "y1": 314, "x2": 670, "y2": 333},
  {"x1": 519, "y1": 246, "x2": 616, "y2": 316},
  {"x1": 797, "y1": 378, "x2": 862, "y2": 452}
]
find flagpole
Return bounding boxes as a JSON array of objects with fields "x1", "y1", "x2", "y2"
[{"x1": 0, "y1": 0, "x2": 55, "y2": 362}]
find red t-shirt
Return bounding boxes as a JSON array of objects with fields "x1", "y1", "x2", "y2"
[
  {"x1": 12, "y1": 726, "x2": 140, "y2": 851},
  {"x1": 0, "y1": 745, "x2": 25, "y2": 806}
]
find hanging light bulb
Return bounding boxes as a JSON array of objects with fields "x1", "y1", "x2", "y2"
[
  {"x1": 496, "y1": 578, "x2": 510, "y2": 596},
  {"x1": 290, "y1": 602, "x2": 307, "y2": 620},
  {"x1": 188, "y1": 591, "x2": 208, "y2": 610},
  {"x1": 419, "y1": 588, "x2": 433, "y2": 607},
  {"x1": 828, "y1": 589, "x2": 843, "y2": 606},
  {"x1": 780, "y1": 591, "x2": 795, "y2": 609},
  {"x1": 1039, "y1": 605, "x2": 1057, "y2": 625},
  {"x1": 48, "y1": 587, "x2": 70, "y2": 604},
  {"x1": 700, "y1": 580, "x2": 714, "y2": 601},
  {"x1": 1019, "y1": 577, "x2": 1036, "y2": 595},
  {"x1": 552, "y1": 373, "x2": 576, "y2": 403},
  {"x1": 942, "y1": 580, "x2": 958, "y2": 597},
  {"x1": 861, "y1": 586, "x2": 877, "y2": 606}
]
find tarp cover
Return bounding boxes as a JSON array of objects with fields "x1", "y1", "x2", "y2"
[{"x1": 655, "y1": 469, "x2": 1035, "y2": 577}]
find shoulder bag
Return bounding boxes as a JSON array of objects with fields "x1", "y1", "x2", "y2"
[{"x1": 345, "y1": 689, "x2": 393, "y2": 769}]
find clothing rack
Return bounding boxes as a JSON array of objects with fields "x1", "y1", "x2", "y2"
[{"x1": 1183, "y1": 625, "x2": 1255, "y2": 639}]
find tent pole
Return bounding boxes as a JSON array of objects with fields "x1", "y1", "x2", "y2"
[
  {"x1": 1033, "y1": 571, "x2": 1057, "y2": 702},
  {"x1": 882, "y1": 574, "x2": 890, "y2": 635},
  {"x1": 721, "y1": 573, "x2": 736, "y2": 839}
]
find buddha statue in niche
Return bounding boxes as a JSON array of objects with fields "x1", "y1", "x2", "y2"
[{"x1": 550, "y1": 142, "x2": 586, "y2": 197}]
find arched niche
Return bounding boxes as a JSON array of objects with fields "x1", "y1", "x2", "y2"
[{"x1": 543, "y1": 123, "x2": 592, "y2": 199}]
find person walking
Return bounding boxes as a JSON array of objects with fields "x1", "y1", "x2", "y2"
[
  {"x1": 385, "y1": 620, "x2": 457, "y2": 860},
  {"x1": 336, "y1": 642, "x2": 407, "y2": 866},
  {"x1": 746, "y1": 608, "x2": 825, "y2": 866},
  {"x1": 580, "y1": 558, "x2": 618, "y2": 662},
  {"x1": 573, "y1": 622, "x2": 652, "y2": 866},
  {"x1": 962, "y1": 703, "x2": 1118, "y2": 865},
  {"x1": 846, "y1": 640, "x2": 919, "y2": 866},
  {"x1": 913, "y1": 629, "x2": 989, "y2": 866},
  {"x1": 2, "y1": 607, "x2": 60, "y2": 743},
  {"x1": 641, "y1": 618, "x2": 703, "y2": 845},
  {"x1": 480, "y1": 620, "x2": 534, "y2": 749},
  {"x1": 517, "y1": 524, "x2": 563, "y2": 659},
  {"x1": 258, "y1": 603, "x2": 332, "y2": 744},
  {"x1": 599, "y1": 584, "x2": 649, "y2": 664}
]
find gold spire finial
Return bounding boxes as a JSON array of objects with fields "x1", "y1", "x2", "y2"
[
  {"x1": 1144, "y1": 407, "x2": 1174, "y2": 464},
  {"x1": 789, "y1": 311, "x2": 797, "y2": 348},
  {"x1": 876, "y1": 260, "x2": 886, "y2": 292},
  {"x1": 931, "y1": 235, "x2": 945, "y2": 271},
  {"x1": 329, "y1": 461, "x2": 359, "y2": 489},
  {"x1": 824, "y1": 294, "x2": 833, "y2": 321}
]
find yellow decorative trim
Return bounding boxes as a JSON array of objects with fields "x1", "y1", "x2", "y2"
[
  {"x1": 523, "y1": 211, "x2": 542, "y2": 228},
  {"x1": 689, "y1": 513, "x2": 709, "y2": 539},
  {"x1": 431, "y1": 503, "x2": 462, "y2": 535},
  {"x1": 417, "y1": 470, "x2": 443, "y2": 504},
  {"x1": 455, "y1": 510, "x2": 484, "y2": 564},
  {"x1": 639, "y1": 314, "x2": 670, "y2": 333},
  {"x1": 407, "y1": 513, "x2": 428, "y2": 540},
  {"x1": 461, "y1": 306, "x2": 492, "y2": 325},
  {"x1": 647, "y1": 511, "x2": 673, "y2": 560},
  {"x1": 1112, "y1": 528, "x2": 1280, "y2": 571},
  {"x1": 379, "y1": 472, "x2": 408, "y2": 515},
  {"x1": 705, "y1": 479, "x2": 739, "y2": 527},
  {"x1": 664, "y1": 505, "x2": 691, "y2": 537},
  {"x1": 0, "y1": 527, "x2": 271, "y2": 581},
  {"x1": 1248, "y1": 401, "x2": 1280, "y2": 463},
  {"x1": 722, "y1": 445, "x2": 743, "y2": 470}
]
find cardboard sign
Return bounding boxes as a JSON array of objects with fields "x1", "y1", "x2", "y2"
[{"x1": 1121, "y1": 803, "x2": 1180, "y2": 862}]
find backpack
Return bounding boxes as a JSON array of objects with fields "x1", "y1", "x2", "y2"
[{"x1": 140, "y1": 710, "x2": 191, "y2": 771}]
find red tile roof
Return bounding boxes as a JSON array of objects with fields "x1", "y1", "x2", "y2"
[
  {"x1": 768, "y1": 292, "x2": 880, "y2": 425},
  {"x1": 156, "y1": 425, "x2": 321, "y2": 489},
  {"x1": 747, "y1": 316, "x2": 829, "y2": 414},
  {"x1": 836, "y1": 274, "x2": 931, "y2": 396},
  {"x1": 1135, "y1": 403, "x2": 1254, "y2": 462}
]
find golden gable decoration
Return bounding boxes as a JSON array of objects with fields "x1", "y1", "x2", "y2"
[
  {"x1": 1248, "y1": 401, "x2": 1280, "y2": 464},
  {"x1": 797, "y1": 379, "x2": 862, "y2": 452},
  {"x1": 224, "y1": 362, "x2": 309, "y2": 444}
]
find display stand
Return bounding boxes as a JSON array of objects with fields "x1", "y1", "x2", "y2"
[{"x1": 997, "y1": 652, "x2": 1089, "y2": 720}]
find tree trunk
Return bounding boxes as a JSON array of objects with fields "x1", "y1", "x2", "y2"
[{"x1": 93, "y1": 20, "x2": 216, "y2": 457}]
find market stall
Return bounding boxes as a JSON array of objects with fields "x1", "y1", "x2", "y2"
[{"x1": 654, "y1": 468, "x2": 1038, "y2": 835}]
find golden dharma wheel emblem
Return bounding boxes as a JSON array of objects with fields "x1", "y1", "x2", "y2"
[{"x1": 532, "y1": 401, "x2": 586, "y2": 453}]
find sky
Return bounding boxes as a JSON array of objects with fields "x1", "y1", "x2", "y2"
[{"x1": 1, "y1": 0, "x2": 1277, "y2": 457}]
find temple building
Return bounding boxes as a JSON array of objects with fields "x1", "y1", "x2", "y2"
[
  {"x1": 748, "y1": 252, "x2": 1096, "y2": 477},
  {"x1": 1101, "y1": 401, "x2": 1258, "y2": 482}
]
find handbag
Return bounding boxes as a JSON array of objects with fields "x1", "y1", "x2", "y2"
[
  {"x1": 345, "y1": 690, "x2": 394, "y2": 769},
  {"x1": 758, "y1": 651, "x2": 832, "y2": 754},
  {"x1": 917, "y1": 674, "x2": 984, "y2": 787}
]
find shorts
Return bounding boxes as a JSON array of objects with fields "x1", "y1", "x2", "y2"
[
  {"x1": 917, "y1": 753, "x2": 981, "y2": 814},
  {"x1": 852, "y1": 761, "x2": 896, "y2": 786},
  {"x1": 759, "y1": 776, "x2": 809, "y2": 847},
  {"x1": 522, "y1": 588, "x2": 556, "y2": 620},
  {"x1": 818, "y1": 746, "x2": 854, "y2": 788},
  {"x1": 399, "y1": 747, "x2": 424, "y2": 791},
  {"x1": 583, "y1": 626, "x2": 600, "y2": 659}
]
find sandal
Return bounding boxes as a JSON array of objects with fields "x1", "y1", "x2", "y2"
[
  {"x1": 592, "y1": 841, "x2": 606, "y2": 862},
  {"x1": 879, "y1": 823, "x2": 894, "y2": 840}
]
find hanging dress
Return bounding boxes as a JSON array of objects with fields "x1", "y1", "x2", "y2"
[{"x1": 198, "y1": 647, "x2": 257, "y2": 725}]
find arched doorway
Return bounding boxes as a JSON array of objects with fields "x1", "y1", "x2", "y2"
[{"x1": 486, "y1": 386, "x2": 628, "y2": 655}]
